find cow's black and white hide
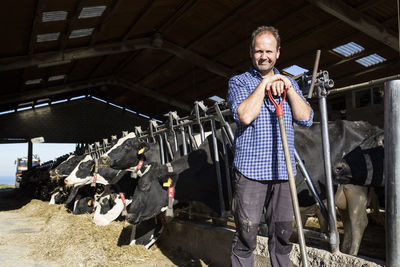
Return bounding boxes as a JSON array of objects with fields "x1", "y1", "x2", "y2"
[
  {"x1": 331, "y1": 133, "x2": 385, "y2": 255},
  {"x1": 124, "y1": 129, "x2": 233, "y2": 225},
  {"x1": 295, "y1": 120, "x2": 384, "y2": 256},
  {"x1": 100, "y1": 130, "x2": 205, "y2": 169},
  {"x1": 92, "y1": 174, "x2": 138, "y2": 226},
  {"x1": 47, "y1": 154, "x2": 88, "y2": 204},
  {"x1": 63, "y1": 183, "x2": 105, "y2": 214}
]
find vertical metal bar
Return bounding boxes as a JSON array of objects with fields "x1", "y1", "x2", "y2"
[
  {"x1": 187, "y1": 125, "x2": 198, "y2": 150},
  {"x1": 221, "y1": 130, "x2": 232, "y2": 207},
  {"x1": 210, "y1": 119, "x2": 226, "y2": 217},
  {"x1": 384, "y1": 79, "x2": 400, "y2": 267},
  {"x1": 294, "y1": 148, "x2": 329, "y2": 222},
  {"x1": 195, "y1": 103, "x2": 205, "y2": 143},
  {"x1": 173, "y1": 132, "x2": 178, "y2": 152},
  {"x1": 318, "y1": 85, "x2": 339, "y2": 253},
  {"x1": 158, "y1": 135, "x2": 165, "y2": 165},
  {"x1": 28, "y1": 141, "x2": 33, "y2": 170},
  {"x1": 181, "y1": 126, "x2": 188, "y2": 156},
  {"x1": 164, "y1": 132, "x2": 174, "y2": 161}
]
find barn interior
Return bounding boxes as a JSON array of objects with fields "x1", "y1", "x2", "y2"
[
  {"x1": 0, "y1": 0, "x2": 398, "y2": 145},
  {"x1": 0, "y1": 1, "x2": 398, "y2": 265}
]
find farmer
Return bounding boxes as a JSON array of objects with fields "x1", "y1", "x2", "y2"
[{"x1": 226, "y1": 25, "x2": 313, "y2": 267}]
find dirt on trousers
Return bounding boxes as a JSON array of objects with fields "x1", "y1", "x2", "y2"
[{"x1": 0, "y1": 188, "x2": 207, "y2": 267}]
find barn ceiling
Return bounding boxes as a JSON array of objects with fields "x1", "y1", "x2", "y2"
[{"x1": 0, "y1": 0, "x2": 399, "y2": 122}]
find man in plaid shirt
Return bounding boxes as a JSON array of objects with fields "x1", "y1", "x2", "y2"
[{"x1": 227, "y1": 26, "x2": 313, "y2": 267}]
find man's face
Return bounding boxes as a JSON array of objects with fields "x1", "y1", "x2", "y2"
[{"x1": 250, "y1": 32, "x2": 280, "y2": 76}]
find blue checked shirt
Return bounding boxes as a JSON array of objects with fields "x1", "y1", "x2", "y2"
[{"x1": 227, "y1": 67, "x2": 313, "y2": 181}]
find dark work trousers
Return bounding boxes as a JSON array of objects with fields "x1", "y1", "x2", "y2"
[{"x1": 231, "y1": 169, "x2": 294, "y2": 267}]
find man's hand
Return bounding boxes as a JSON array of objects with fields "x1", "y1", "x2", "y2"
[{"x1": 264, "y1": 74, "x2": 292, "y2": 96}]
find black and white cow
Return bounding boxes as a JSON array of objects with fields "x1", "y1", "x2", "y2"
[
  {"x1": 332, "y1": 134, "x2": 385, "y2": 255},
  {"x1": 100, "y1": 120, "x2": 384, "y2": 254}
]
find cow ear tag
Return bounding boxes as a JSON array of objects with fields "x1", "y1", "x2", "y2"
[
  {"x1": 163, "y1": 178, "x2": 172, "y2": 187},
  {"x1": 87, "y1": 200, "x2": 92, "y2": 207},
  {"x1": 138, "y1": 147, "x2": 145, "y2": 155}
]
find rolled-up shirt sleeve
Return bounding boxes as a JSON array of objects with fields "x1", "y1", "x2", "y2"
[
  {"x1": 226, "y1": 76, "x2": 250, "y2": 124},
  {"x1": 289, "y1": 77, "x2": 314, "y2": 127}
]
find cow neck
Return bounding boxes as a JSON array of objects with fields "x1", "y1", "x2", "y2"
[{"x1": 125, "y1": 155, "x2": 152, "y2": 178}]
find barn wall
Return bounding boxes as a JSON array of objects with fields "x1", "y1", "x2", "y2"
[{"x1": 0, "y1": 98, "x2": 150, "y2": 143}]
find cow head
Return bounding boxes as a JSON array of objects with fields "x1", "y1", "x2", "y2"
[
  {"x1": 332, "y1": 159, "x2": 352, "y2": 184},
  {"x1": 100, "y1": 133, "x2": 150, "y2": 170},
  {"x1": 125, "y1": 163, "x2": 176, "y2": 225},
  {"x1": 49, "y1": 154, "x2": 86, "y2": 181}
]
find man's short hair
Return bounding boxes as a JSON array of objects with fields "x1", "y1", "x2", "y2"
[{"x1": 250, "y1": 26, "x2": 280, "y2": 50}]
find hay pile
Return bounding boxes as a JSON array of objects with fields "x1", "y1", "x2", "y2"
[{"x1": 4, "y1": 198, "x2": 207, "y2": 266}]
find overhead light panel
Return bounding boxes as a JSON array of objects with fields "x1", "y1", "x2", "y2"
[
  {"x1": 36, "y1": 32, "x2": 60, "y2": 42},
  {"x1": 42, "y1": 11, "x2": 68, "y2": 22},
  {"x1": 282, "y1": 65, "x2": 309, "y2": 77},
  {"x1": 79, "y1": 6, "x2": 107, "y2": 18},
  {"x1": 332, "y1": 42, "x2": 364, "y2": 57},
  {"x1": 355, "y1": 53, "x2": 387, "y2": 67},
  {"x1": 69, "y1": 28, "x2": 94, "y2": 38}
]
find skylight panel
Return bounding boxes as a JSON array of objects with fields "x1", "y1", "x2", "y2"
[
  {"x1": 35, "y1": 103, "x2": 49, "y2": 108},
  {"x1": 17, "y1": 106, "x2": 32, "y2": 112},
  {"x1": 282, "y1": 65, "x2": 309, "y2": 76},
  {"x1": 36, "y1": 32, "x2": 60, "y2": 42},
  {"x1": 125, "y1": 108, "x2": 136, "y2": 114},
  {"x1": 70, "y1": 95, "x2": 86, "y2": 101},
  {"x1": 138, "y1": 113, "x2": 150, "y2": 119},
  {"x1": 355, "y1": 54, "x2": 387, "y2": 67},
  {"x1": 0, "y1": 110, "x2": 14, "y2": 116},
  {"x1": 25, "y1": 78, "x2": 42, "y2": 85},
  {"x1": 208, "y1": 95, "x2": 225, "y2": 103},
  {"x1": 332, "y1": 42, "x2": 364, "y2": 57},
  {"x1": 79, "y1": 6, "x2": 107, "y2": 18},
  {"x1": 108, "y1": 102, "x2": 124, "y2": 109},
  {"x1": 92, "y1": 96, "x2": 107, "y2": 103},
  {"x1": 69, "y1": 28, "x2": 94, "y2": 38},
  {"x1": 48, "y1": 75, "x2": 66, "y2": 81},
  {"x1": 51, "y1": 99, "x2": 68, "y2": 105},
  {"x1": 42, "y1": 11, "x2": 68, "y2": 22}
]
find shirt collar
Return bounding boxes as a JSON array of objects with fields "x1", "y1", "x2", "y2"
[{"x1": 249, "y1": 66, "x2": 280, "y2": 79}]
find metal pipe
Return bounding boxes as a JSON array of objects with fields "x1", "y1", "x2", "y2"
[
  {"x1": 164, "y1": 132, "x2": 174, "y2": 161},
  {"x1": 307, "y1": 50, "x2": 321, "y2": 99},
  {"x1": 329, "y1": 74, "x2": 400, "y2": 95},
  {"x1": 294, "y1": 148, "x2": 329, "y2": 222},
  {"x1": 195, "y1": 102, "x2": 205, "y2": 143},
  {"x1": 158, "y1": 135, "x2": 165, "y2": 165},
  {"x1": 384, "y1": 79, "x2": 400, "y2": 266},
  {"x1": 221, "y1": 130, "x2": 232, "y2": 207},
  {"x1": 28, "y1": 141, "x2": 33, "y2": 170},
  {"x1": 181, "y1": 126, "x2": 188, "y2": 156},
  {"x1": 210, "y1": 119, "x2": 226, "y2": 217},
  {"x1": 188, "y1": 125, "x2": 198, "y2": 150},
  {"x1": 318, "y1": 85, "x2": 339, "y2": 253}
]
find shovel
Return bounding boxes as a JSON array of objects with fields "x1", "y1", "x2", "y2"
[{"x1": 268, "y1": 89, "x2": 309, "y2": 267}]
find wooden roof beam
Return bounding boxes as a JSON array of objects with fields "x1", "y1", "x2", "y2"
[
  {"x1": 0, "y1": 77, "x2": 110, "y2": 105},
  {"x1": 89, "y1": 0, "x2": 121, "y2": 46},
  {"x1": 0, "y1": 37, "x2": 233, "y2": 77},
  {"x1": 28, "y1": 0, "x2": 48, "y2": 54},
  {"x1": 109, "y1": 78, "x2": 192, "y2": 111},
  {"x1": 306, "y1": 0, "x2": 399, "y2": 51},
  {"x1": 0, "y1": 76, "x2": 191, "y2": 111}
]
